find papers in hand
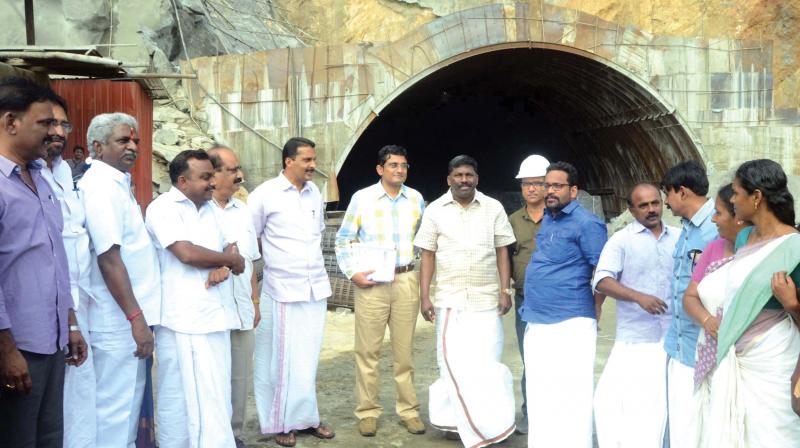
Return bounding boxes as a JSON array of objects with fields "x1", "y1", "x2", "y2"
[{"x1": 353, "y1": 243, "x2": 396, "y2": 283}]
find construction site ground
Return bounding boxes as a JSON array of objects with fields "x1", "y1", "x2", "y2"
[{"x1": 237, "y1": 302, "x2": 617, "y2": 447}]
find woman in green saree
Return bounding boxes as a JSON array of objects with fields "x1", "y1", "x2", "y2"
[{"x1": 689, "y1": 159, "x2": 800, "y2": 447}]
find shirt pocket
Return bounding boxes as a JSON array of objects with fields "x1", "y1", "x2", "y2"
[{"x1": 538, "y1": 229, "x2": 579, "y2": 263}]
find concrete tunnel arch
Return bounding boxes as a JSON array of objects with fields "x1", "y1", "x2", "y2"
[{"x1": 333, "y1": 42, "x2": 707, "y2": 218}]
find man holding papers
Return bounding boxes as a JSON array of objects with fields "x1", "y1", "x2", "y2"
[{"x1": 335, "y1": 145, "x2": 426, "y2": 437}]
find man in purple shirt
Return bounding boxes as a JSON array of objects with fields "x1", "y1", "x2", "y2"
[{"x1": 0, "y1": 77, "x2": 87, "y2": 447}]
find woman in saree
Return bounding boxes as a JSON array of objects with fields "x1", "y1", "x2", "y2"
[{"x1": 686, "y1": 159, "x2": 800, "y2": 447}]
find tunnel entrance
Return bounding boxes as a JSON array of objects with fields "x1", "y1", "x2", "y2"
[{"x1": 334, "y1": 46, "x2": 703, "y2": 219}]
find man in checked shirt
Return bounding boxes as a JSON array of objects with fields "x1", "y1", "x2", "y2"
[{"x1": 335, "y1": 145, "x2": 426, "y2": 438}]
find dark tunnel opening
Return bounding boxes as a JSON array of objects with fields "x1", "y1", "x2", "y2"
[{"x1": 333, "y1": 47, "x2": 703, "y2": 218}]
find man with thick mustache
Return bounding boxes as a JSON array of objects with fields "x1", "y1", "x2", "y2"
[
  {"x1": 0, "y1": 76, "x2": 87, "y2": 447},
  {"x1": 79, "y1": 112, "x2": 162, "y2": 447},
  {"x1": 146, "y1": 149, "x2": 245, "y2": 447},
  {"x1": 592, "y1": 183, "x2": 679, "y2": 447},
  {"x1": 40, "y1": 97, "x2": 96, "y2": 448},
  {"x1": 414, "y1": 155, "x2": 517, "y2": 447},
  {"x1": 520, "y1": 161, "x2": 607, "y2": 448},
  {"x1": 207, "y1": 144, "x2": 261, "y2": 448},
  {"x1": 249, "y1": 137, "x2": 334, "y2": 447}
]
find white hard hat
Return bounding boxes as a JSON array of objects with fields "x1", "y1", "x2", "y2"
[{"x1": 515, "y1": 154, "x2": 550, "y2": 179}]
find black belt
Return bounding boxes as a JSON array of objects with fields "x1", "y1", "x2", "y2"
[{"x1": 395, "y1": 264, "x2": 414, "y2": 274}]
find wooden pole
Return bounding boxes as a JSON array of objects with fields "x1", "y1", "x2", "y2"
[{"x1": 24, "y1": 0, "x2": 35, "y2": 45}]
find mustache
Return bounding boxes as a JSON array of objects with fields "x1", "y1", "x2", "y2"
[
  {"x1": 44, "y1": 136, "x2": 66, "y2": 145},
  {"x1": 234, "y1": 176, "x2": 243, "y2": 184},
  {"x1": 646, "y1": 212, "x2": 658, "y2": 219}
]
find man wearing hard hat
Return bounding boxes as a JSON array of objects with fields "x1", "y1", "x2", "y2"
[{"x1": 507, "y1": 154, "x2": 549, "y2": 435}]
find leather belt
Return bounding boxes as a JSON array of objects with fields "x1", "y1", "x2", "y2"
[{"x1": 394, "y1": 264, "x2": 414, "y2": 274}]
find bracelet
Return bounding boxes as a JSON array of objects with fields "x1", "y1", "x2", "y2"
[
  {"x1": 252, "y1": 299, "x2": 260, "y2": 305},
  {"x1": 126, "y1": 309, "x2": 143, "y2": 322},
  {"x1": 701, "y1": 314, "x2": 712, "y2": 326}
]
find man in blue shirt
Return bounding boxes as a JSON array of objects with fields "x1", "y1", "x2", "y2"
[
  {"x1": 659, "y1": 160, "x2": 718, "y2": 448},
  {"x1": 520, "y1": 161, "x2": 608, "y2": 448}
]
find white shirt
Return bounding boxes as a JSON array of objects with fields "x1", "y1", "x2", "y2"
[
  {"x1": 249, "y1": 173, "x2": 331, "y2": 303},
  {"x1": 214, "y1": 196, "x2": 260, "y2": 330},
  {"x1": 592, "y1": 220, "x2": 679, "y2": 343},
  {"x1": 145, "y1": 187, "x2": 240, "y2": 334},
  {"x1": 40, "y1": 156, "x2": 91, "y2": 307},
  {"x1": 79, "y1": 160, "x2": 161, "y2": 331}
]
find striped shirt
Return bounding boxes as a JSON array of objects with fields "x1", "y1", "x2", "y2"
[
  {"x1": 414, "y1": 190, "x2": 516, "y2": 312},
  {"x1": 335, "y1": 181, "x2": 425, "y2": 279}
]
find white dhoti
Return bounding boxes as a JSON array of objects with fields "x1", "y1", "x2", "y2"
[
  {"x1": 667, "y1": 357, "x2": 695, "y2": 448},
  {"x1": 254, "y1": 294, "x2": 327, "y2": 434},
  {"x1": 90, "y1": 328, "x2": 145, "y2": 448},
  {"x1": 594, "y1": 340, "x2": 667, "y2": 448},
  {"x1": 155, "y1": 327, "x2": 234, "y2": 448},
  {"x1": 429, "y1": 308, "x2": 515, "y2": 447},
  {"x1": 63, "y1": 292, "x2": 97, "y2": 448},
  {"x1": 525, "y1": 317, "x2": 596, "y2": 448}
]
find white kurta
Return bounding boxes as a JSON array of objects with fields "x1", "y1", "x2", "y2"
[
  {"x1": 80, "y1": 159, "x2": 162, "y2": 448},
  {"x1": 41, "y1": 156, "x2": 98, "y2": 448},
  {"x1": 526, "y1": 317, "x2": 596, "y2": 448},
  {"x1": 146, "y1": 187, "x2": 240, "y2": 447},
  {"x1": 429, "y1": 308, "x2": 515, "y2": 447}
]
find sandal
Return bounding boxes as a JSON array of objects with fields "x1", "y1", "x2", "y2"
[
  {"x1": 274, "y1": 431, "x2": 296, "y2": 447},
  {"x1": 299, "y1": 423, "x2": 335, "y2": 439}
]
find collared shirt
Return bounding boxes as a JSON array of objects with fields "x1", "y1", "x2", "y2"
[
  {"x1": 0, "y1": 155, "x2": 73, "y2": 354},
  {"x1": 592, "y1": 220, "x2": 679, "y2": 343},
  {"x1": 521, "y1": 200, "x2": 608, "y2": 324},
  {"x1": 146, "y1": 187, "x2": 240, "y2": 333},
  {"x1": 508, "y1": 206, "x2": 543, "y2": 291},
  {"x1": 664, "y1": 198, "x2": 718, "y2": 367},
  {"x1": 249, "y1": 173, "x2": 331, "y2": 303},
  {"x1": 214, "y1": 196, "x2": 260, "y2": 330},
  {"x1": 413, "y1": 190, "x2": 516, "y2": 312},
  {"x1": 41, "y1": 156, "x2": 91, "y2": 307},
  {"x1": 335, "y1": 181, "x2": 425, "y2": 279},
  {"x1": 80, "y1": 160, "x2": 161, "y2": 331}
]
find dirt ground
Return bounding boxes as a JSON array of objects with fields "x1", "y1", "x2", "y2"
[{"x1": 240, "y1": 303, "x2": 617, "y2": 448}]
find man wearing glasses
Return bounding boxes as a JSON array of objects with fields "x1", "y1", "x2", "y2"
[
  {"x1": 207, "y1": 145, "x2": 261, "y2": 448},
  {"x1": 507, "y1": 154, "x2": 549, "y2": 435},
  {"x1": 335, "y1": 145, "x2": 426, "y2": 437},
  {"x1": 520, "y1": 161, "x2": 607, "y2": 448},
  {"x1": 39, "y1": 96, "x2": 97, "y2": 448}
]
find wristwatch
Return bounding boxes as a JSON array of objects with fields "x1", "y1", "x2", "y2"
[
  {"x1": 501, "y1": 287, "x2": 514, "y2": 296},
  {"x1": 68, "y1": 324, "x2": 80, "y2": 332}
]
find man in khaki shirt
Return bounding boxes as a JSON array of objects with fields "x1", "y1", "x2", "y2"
[
  {"x1": 507, "y1": 154, "x2": 549, "y2": 434},
  {"x1": 414, "y1": 155, "x2": 517, "y2": 446}
]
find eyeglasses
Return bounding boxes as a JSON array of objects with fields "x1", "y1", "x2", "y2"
[
  {"x1": 521, "y1": 181, "x2": 545, "y2": 189},
  {"x1": 384, "y1": 162, "x2": 411, "y2": 170},
  {"x1": 44, "y1": 119, "x2": 73, "y2": 134},
  {"x1": 544, "y1": 182, "x2": 571, "y2": 191}
]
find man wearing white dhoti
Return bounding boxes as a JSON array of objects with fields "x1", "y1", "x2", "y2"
[
  {"x1": 80, "y1": 112, "x2": 161, "y2": 447},
  {"x1": 414, "y1": 155, "x2": 517, "y2": 448},
  {"x1": 520, "y1": 161, "x2": 608, "y2": 448},
  {"x1": 145, "y1": 150, "x2": 245, "y2": 448},
  {"x1": 249, "y1": 137, "x2": 335, "y2": 448},
  {"x1": 208, "y1": 145, "x2": 262, "y2": 448},
  {"x1": 660, "y1": 161, "x2": 718, "y2": 448},
  {"x1": 40, "y1": 99, "x2": 96, "y2": 448},
  {"x1": 592, "y1": 183, "x2": 679, "y2": 448}
]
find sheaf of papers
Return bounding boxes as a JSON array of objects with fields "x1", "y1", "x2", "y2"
[{"x1": 353, "y1": 243, "x2": 396, "y2": 283}]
